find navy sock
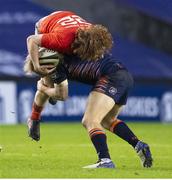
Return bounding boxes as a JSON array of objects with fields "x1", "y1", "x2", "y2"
[
  {"x1": 110, "y1": 120, "x2": 139, "y2": 148},
  {"x1": 89, "y1": 128, "x2": 111, "y2": 160}
]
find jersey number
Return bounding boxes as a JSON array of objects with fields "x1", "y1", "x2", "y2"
[{"x1": 57, "y1": 15, "x2": 90, "y2": 27}]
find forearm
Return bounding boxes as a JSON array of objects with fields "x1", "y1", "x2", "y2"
[
  {"x1": 39, "y1": 80, "x2": 68, "y2": 101},
  {"x1": 27, "y1": 35, "x2": 40, "y2": 68},
  {"x1": 26, "y1": 35, "x2": 56, "y2": 76},
  {"x1": 43, "y1": 87, "x2": 63, "y2": 100}
]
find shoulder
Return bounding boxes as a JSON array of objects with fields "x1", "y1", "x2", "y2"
[
  {"x1": 101, "y1": 53, "x2": 115, "y2": 61},
  {"x1": 63, "y1": 54, "x2": 81, "y2": 62}
]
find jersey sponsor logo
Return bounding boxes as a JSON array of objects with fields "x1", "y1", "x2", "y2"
[
  {"x1": 109, "y1": 87, "x2": 117, "y2": 95},
  {"x1": 57, "y1": 15, "x2": 91, "y2": 28}
]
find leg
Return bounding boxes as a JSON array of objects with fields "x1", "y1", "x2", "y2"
[
  {"x1": 101, "y1": 104, "x2": 123, "y2": 130},
  {"x1": 102, "y1": 104, "x2": 139, "y2": 148},
  {"x1": 28, "y1": 76, "x2": 53, "y2": 141},
  {"x1": 82, "y1": 91, "x2": 115, "y2": 168},
  {"x1": 101, "y1": 105, "x2": 153, "y2": 168},
  {"x1": 30, "y1": 76, "x2": 53, "y2": 120}
]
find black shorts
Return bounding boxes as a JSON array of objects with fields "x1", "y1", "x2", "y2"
[
  {"x1": 52, "y1": 63, "x2": 133, "y2": 105},
  {"x1": 93, "y1": 70, "x2": 134, "y2": 105}
]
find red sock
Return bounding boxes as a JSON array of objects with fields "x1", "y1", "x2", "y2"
[{"x1": 30, "y1": 102, "x2": 43, "y2": 121}]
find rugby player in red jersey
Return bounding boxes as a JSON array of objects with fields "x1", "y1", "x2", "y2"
[
  {"x1": 26, "y1": 11, "x2": 113, "y2": 76},
  {"x1": 27, "y1": 53, "x2": 153, "y2": 169},
  {"x1": 25, "y1": 10, "x2": 113, "y2": 146}
]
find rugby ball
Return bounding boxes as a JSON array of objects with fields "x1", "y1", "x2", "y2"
[{"x1": 39, "y1": 48, "x2": 63, "y2": 66}]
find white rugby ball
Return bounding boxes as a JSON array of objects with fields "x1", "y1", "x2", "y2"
[{"x1": 39, "y1": 48, "x2": 63, "y2": 66}]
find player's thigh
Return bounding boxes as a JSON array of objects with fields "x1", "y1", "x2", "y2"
[
  {"x1": 82, "y1": 91, "x2": 115, "y2": 130},
  {"x1": 34, "y1": 76, "x2": 53, "y2": 106},
  {"x1": 101, "y1": 104, "x2": 123, "y2": 129}
]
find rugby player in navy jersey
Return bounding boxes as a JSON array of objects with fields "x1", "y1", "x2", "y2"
[{"x1": 27, "y1": 54, "x2": 153, "y2": 169}]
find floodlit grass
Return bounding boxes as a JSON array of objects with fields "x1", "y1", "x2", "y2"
[{"x1": 0, "y1": 122, "x2": 172, "y2": 178}]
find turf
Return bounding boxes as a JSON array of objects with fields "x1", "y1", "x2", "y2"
[{"x1": 0, "y1": 122, "x2": 172, "y2": 178}]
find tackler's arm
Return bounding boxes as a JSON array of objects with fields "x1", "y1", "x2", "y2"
[{"x1": 37, "y1": 79, "x2": 68, "y2": 101}]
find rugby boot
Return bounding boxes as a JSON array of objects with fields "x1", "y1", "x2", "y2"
[
  {"x1": 27, "y1": 118, "x2": 40, "y2": 141},
  {"x1": 135, "y1": 141, "x2": 153, "y2": 168},
  {"x1": 83, "y1": 158, "x2": 115, "y2": 169}
]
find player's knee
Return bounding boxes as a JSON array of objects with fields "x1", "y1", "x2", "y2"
[
  {"x1": 101, "y1": 121, "x2": 108, "y2": 130},
  {"x1": 82, "y1": 117, "x2": 100, "y2": 129},
  {"x1": 81, "y1": 117, "x2": 88, "y2": 128},
  {"x1": 57, "y1": 90, "x2": 68, "y2": 101},
  {"x1": 37, "y1": 90, "x2": 48, "y2": 98},
  {"x1": 60, "y1": 93, "x2": 68, "y2": 101}
]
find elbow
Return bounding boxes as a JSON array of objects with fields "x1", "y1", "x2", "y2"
[
  {"x1": 61, "y1": 93, "x2": 68, "y2": 101},
  {"x1": 61, "y1": 88, "x2": 68, "y2": 100},
  {"x1": 58, "y1": 93, "x2": 68, "y2": 101},
  {"x1": 53, "y1": 92, "x2": 68, "y2": 101},
  {"x1": 27, "y1": 35, "x2": 34, "y2": 44},
  {"x1": 53, "y1": 83, "x2": 68, "y2": 101},
  {"x1": 58, "y1": 85, "x2": 68, "y2": 101},
  {"x1": 27, "y1": 35, "x2": 38, "y2": 46}
]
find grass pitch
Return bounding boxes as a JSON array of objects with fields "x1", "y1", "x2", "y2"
[{"x1": 0, "y1": 122, "x2": 172, "y2": 178}]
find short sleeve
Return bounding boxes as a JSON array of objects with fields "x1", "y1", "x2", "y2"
[
  {"x1": 41, "y1": 32, "x2": 74, "y2": 53},
  {"x1": 41, "y1": 33, "x2": 64, "y2": 52},
  {"x1": 51, "y1": 63, "x2": 67, "y2": 84}
]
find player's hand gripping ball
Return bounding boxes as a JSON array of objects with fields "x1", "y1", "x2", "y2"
[{"x1": 39, "y1": 48, "x2": 63, "y2": 67}]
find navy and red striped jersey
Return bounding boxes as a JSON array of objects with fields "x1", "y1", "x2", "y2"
[{"x1": 53, "y1": 54, "x2": 127, "y2": 85}]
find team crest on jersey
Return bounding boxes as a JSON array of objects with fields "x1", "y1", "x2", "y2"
[{"x1": 109, "y1": 87, "x2": 117, "y2": 95}]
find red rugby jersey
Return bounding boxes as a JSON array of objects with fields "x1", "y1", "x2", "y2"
[{"x1": 38, "y1": 11, "x2": 91, "y2": 54}]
